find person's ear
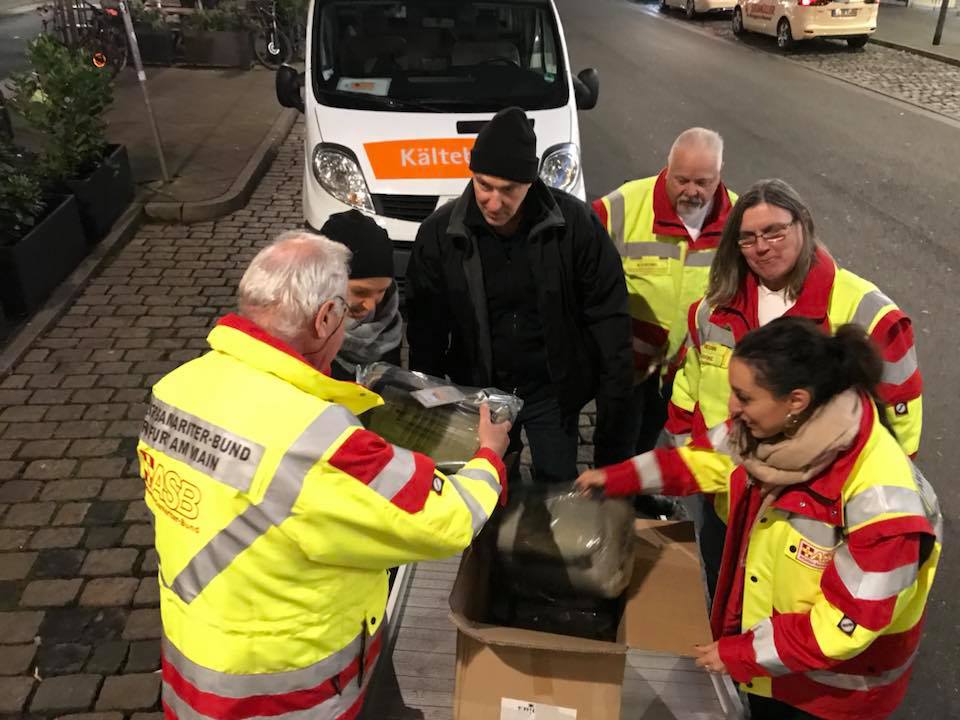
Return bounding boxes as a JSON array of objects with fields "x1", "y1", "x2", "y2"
[
  {"x1": 313, "y1": 299, "x2": 339, "y2": 340},
  {"x1": 788, "y1": 388, "x2": 812, "y2": 417}
]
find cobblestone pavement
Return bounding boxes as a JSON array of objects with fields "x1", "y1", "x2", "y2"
[
  {"x1": 653, "y1": 6, "x2": 960, "y2": 120},
  {"x1": 0, "y1": 121, "x2": 598, "y2": 718},
  {"x1": 0, "y1": 126, "x2": 305, "y2": 719}
]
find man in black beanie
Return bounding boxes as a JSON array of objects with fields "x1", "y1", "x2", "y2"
[
  {"x1": 320, "y1": 209, "x2": 402, "y2": 380},
  {"x1": 406, "y1": 107, "x2": 634, "y2": 484}
]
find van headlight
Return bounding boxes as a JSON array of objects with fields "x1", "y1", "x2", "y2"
[
  {"x1": 312, "y1": 146, "x2": 374, "y2": 213},
  {"x1": 539, "y1": 144, "x2": 581, "y2": 194}
]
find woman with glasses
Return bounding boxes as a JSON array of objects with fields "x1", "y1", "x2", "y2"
[{"x1": 663, "y1": 179, "x2": 923, "y2": 596}]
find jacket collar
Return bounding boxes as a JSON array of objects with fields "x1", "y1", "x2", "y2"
[
  {"x1": 446, "y1": 179, "x2": 565, "y2": 247},
  {"x1": 714, "y1": 247, "x2": 837, "y2": 340},
  {"x1": 207, "y1": 315, "x2": 383, "y2": 416},
  {"x1": 651, "y1": 169, "x2": 734, "y2": 247}
]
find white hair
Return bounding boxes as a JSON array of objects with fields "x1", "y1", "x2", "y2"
[
  {"x1": 238, "y1": 230, "x2": 351, "y2": 342},
  {"x1": 667, "y1": 127, "x2": 724, "y2": 172}
]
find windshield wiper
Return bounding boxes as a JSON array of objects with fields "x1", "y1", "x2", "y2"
[{"x1": 316, "y1": 88, "x2": 446, "y2": 112}]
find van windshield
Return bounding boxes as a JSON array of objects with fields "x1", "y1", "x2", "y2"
[{"x1": 312, "y1": 1, "x2": 569, "y2": 112}]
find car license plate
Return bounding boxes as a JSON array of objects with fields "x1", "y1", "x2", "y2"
[{"x1": 832, "y1": 7, "x2": 858, "y2": 16}]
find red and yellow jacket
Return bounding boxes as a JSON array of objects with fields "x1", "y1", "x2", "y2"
[
  {"x1": 138, "y1": 314, "x2": 505, "y2": 720},
  {"x1": 592, "y1": 172, "x2": 735, "y2": 381},
  {"x1": 666, "y1": 247, "x2": 923, "y2": 456},
  {"x1": 601, "y1": 395, "x2": 941, "y2": 720}
]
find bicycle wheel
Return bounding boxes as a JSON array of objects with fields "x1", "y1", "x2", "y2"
[
  {"x1": 252, "y1": 26, "x2": 291, "y2": 70},
  {"x1": 83, "y1": 21, "x2": 128, "y2": 78}
]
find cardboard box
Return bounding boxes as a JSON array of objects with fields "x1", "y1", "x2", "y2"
[{"x1": 448, "y1": 520, "x2": 712, "y2": 720}]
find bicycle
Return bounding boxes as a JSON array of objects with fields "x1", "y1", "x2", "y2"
[
  {"x1": 249, "y1": 0, "x2": 291, "y2": 70},
  {"x1": 38, "y1": 0, "x2": 129, "y2": 78}
]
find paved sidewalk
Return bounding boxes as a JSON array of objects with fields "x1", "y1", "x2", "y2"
[{"x1": 875, "y1": 1, "x2": 960, "y2": 62}]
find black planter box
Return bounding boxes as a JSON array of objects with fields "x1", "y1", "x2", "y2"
[
  {"x1": 0, "y1": 195, "x2": 89, "y2": 316},
  {"x1": 133, "y1": 27, "x2": 177, "y2": 65},
  {"x1": 66, "y1": 143, "x2": 134, "y2": 243},
  {"x1": 182, "y1": 30, "x2": 253, "y2": 68}
]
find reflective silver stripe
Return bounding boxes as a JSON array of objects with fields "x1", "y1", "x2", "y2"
[
  {"x1": 623, "y1": 241, "x2": 682, "y2": 260},
  {"x1": 161, "y1": 644, "x2": 374, "y2": 720},
  {"x1": 633, "y1": 452, "x2": 663, "y2": 494},
  {"x1": 787, "y1": 515, "x2": 842, "y2": 549},
  {"x1": 806, "y1": 651, "x2": 916, "y2": 691},
  {"x1": 750, "y1": 618, "x2": 789, "y2": 677},
  {"x1": 701, "y1": 323, "x2": 735, "y2": 349},
  {"x1": 851, "y1": 289, "x2": 894, "y2": 332},
  {"x1": 168, "y1": 404, "x2": 357, "y2": 603},
  {"x1": 707, "y1": 423, "x2": 732, "y2": 455},
  {"x1": 685, "y1": 250, "x2": 716, "y2": 267},
  {"x1": 141, "y1": 395, "x2": 266, "y2": 494},
  {"x1": 832, "y1": 544, "x2": 918, "y2": 601},
  {"x1": 911, "y1": 464, "x2": 944, "y2": 543},
  {"x1": 369, "y1": 447, "x2": 417, "y2": 503},
  {"x1": 457, "y1": 466, "x2": 501, "y2": 498},
  {"x1": 657, "y1": 429, "x2": 691, "y2": 448},
  {"x1": 608, "y1": 191, "x2": 626, "y2": 254},
  {"x1": 882, "y1": 347, "x2": 919, "y2": 386},
  {"x1": 633, "y1": 337, "x2": 664, "y2": 357},
  {"x1": 695, "y1": 301, "x2": 712, "y2": 342},
  {"x1": 845, "y1": 485, "x2": 926, "y2": 528},
  {"x1": 162, "y1": 630, "x2": 368, "y2": 697},
  {"x1": 445, "y1": 473, "x2": 488, "y2": 536}
]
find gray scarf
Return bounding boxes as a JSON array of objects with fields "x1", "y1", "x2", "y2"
[{"x1": 333, "y1": 282, "x2": 402, "y2": 377}]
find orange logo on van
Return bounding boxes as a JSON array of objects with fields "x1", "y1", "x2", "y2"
[{"x1": 365, "y1": 138, "x2": 476, "y2": 180}]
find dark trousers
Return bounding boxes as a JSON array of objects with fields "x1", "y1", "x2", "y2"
[
  {"x1": 506, "y1": 393, "x2": 580, "y2": 485},
  {"x1": 748, "y1": 694, "x2": 822, "y2": 719},
  {"x1": 628, "y1": 374, "x2": 671, "y2": 454},
  {"x1": 697, "y1": 494, "x2": 727, "y2": 600}
]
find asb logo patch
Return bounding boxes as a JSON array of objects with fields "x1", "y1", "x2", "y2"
[
  {"x1": 432, "y1": 475, "x2": 444, "y2": 495},
  {"x1": 895, "y1": 402, "x2": 909, "y2": 416},
  {"x1": 795, "y1": 539, "x2": 833, "y2": 570},
  {"x1": 837, "y1": 616, "x2": 858, "y2": 636}
]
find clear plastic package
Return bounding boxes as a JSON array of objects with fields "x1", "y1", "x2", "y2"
[
  {"x1": 495, "y1": 487, "x2": 636, "y2": 601},
  {"x1": 355, "y1": 362, "x2": 523, "y2": 472}
]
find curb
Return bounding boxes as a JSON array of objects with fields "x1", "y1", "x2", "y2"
[
  {"x1": 144, "y1": 108, "x2": 299, "y2": 224},
  {"x1": 868, "y1": 36, "x2": 960, "y2": 67},
  {"x1": 0, "y1": 202, "x2": 144, "y2": 377}
]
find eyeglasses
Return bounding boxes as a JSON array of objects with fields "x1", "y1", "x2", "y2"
[{"x1": 736, "y1": 220, "x2": 795, "y2": 249}]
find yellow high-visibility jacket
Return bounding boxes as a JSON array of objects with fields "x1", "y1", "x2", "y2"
[
  {"x1": 138, "y1": 314, "x2": 504, "y2": 720},
  {"x1": 592, "y1": 171, "x2": 735, "y2": 380}
]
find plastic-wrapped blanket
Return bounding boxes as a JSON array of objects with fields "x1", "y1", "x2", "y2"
[
  {"x1": 495, "y1": 488, "x2": 636, "y2": 601},
  {"x1": 355, "y1": 363, "x2": 522, "y2": 472}
]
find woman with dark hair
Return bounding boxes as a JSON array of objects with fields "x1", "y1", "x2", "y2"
[
  {"x1": 663, "y1": 178, "x2": 924, "y2": 595},
  {"x1": 577, "y1": 318, "x2": 941, "y2": 720}
]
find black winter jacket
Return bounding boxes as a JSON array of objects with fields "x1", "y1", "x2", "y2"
[{"x1": 405, "y1": 180, "x2": 635, "y2": 464}]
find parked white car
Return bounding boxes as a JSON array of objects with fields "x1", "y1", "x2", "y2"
[
  {"x1": 732, "y1": 0, "x2": 878, "y2": 49},
  {"x1": 660, "y1": 0, "x2": 737, "y2": 20}
]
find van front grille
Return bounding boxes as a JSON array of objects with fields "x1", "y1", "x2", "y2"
[{"x1": 373, "y1": 194, "x2": 440, "y2": 223}]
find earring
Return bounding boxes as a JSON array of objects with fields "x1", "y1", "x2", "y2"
[{"x1": 783, "y1": 412, "x2": 802, "y2": 438}]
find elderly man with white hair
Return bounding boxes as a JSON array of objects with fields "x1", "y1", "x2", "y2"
[
  {"x1": 592, "y1": 129, "x2": 737, "y2": 493},
  {"x1": 137, "y1": 230, "x2": 510, "y2": 720}
]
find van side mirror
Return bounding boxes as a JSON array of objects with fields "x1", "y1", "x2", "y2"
[
  {"x1": 573, "y1": 68, "x2": 600, "y2": 111},
  {"x1": 276, "y1": 65, "x2": 305, "y2": 113}
]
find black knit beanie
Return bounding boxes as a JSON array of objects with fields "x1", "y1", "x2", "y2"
[
  {"x1": 320, "y1": 209, "x2": 394, "y2": 279},
  {"x1": 468, "y1": 106, "x2": 539, "y2": 184}
]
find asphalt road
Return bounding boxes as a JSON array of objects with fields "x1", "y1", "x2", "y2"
[{"x1": 555, "y1": 0, "x2": 960, "y2": 715}]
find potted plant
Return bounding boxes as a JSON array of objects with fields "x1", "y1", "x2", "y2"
[
  {"x1": 10, "y1": 35, "x2": 134, "y2": 243},
  {"x1": 181, "y1": 4, "x2": 254, "y2": 68},
  {"x1": 0, "y1": 141, "x2": 88, "y2": 316},
  {"x1": 130, "y1": 0, "x2": 178, "y2": 66}
]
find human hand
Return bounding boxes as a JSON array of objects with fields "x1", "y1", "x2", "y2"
[
  {"x1": 478, "y1": 403, "x2": 511, "y2": 457},
  {"x1": 575, "y1": 468, "x2": 607, "y2": 495},
  {"x1": 694, "y1": 642, "x2": 727, "y2": 674}
]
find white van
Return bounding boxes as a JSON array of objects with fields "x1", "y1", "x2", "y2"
[{"x1": 276, "y1": 0, "x2": 599, "y2": 279}]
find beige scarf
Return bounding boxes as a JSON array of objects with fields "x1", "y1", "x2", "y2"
[{"x1": 731, "y1": 389, "x2": 863, "y2": 530}]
